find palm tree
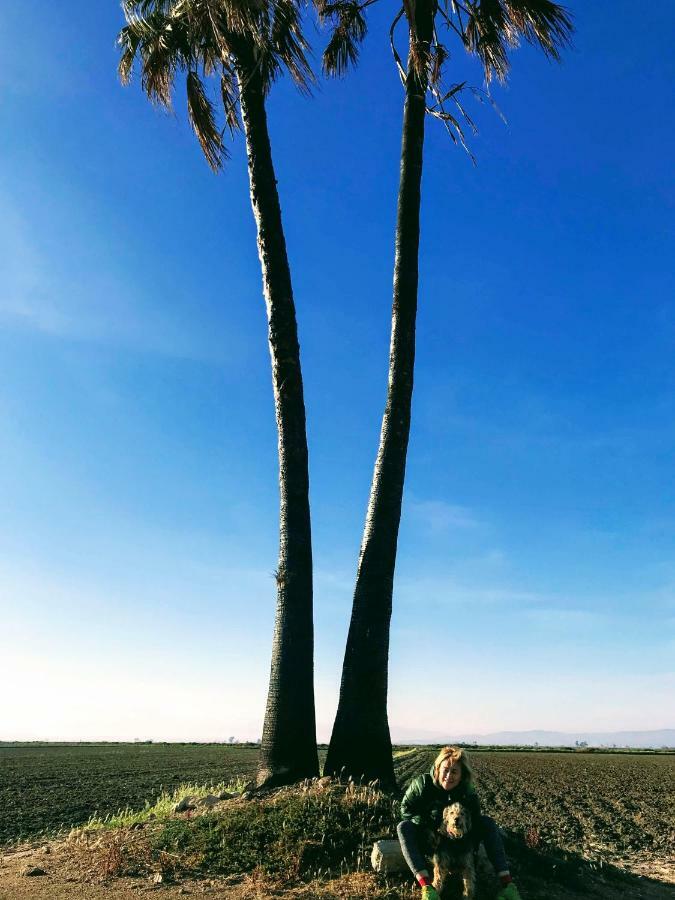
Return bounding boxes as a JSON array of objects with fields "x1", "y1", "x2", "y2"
[
  {"x1": 320, "y1": 0, "x2": 573, "y2": 785},
  {"x1": 117, "y1": 0, "x2": 319, "y2": 787}
]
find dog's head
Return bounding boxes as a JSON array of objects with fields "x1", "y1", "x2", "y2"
[{"x1": 439, "y1": 802, "x2": 471, "y2": 839}]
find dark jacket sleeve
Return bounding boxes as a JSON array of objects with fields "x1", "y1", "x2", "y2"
[
  {"x1": 465, "y1": 786, "x2": 483, "y2": 848},
  {"x1": 400, "y1": 775, "x2": 426, "y2": 825}
]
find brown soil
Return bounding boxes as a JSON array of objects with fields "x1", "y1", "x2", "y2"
[{"x1": 1, "y1": 837, "x2": 673, "y2": 900}]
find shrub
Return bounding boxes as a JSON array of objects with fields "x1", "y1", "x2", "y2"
[{"x1": 152, "y1": 781, "x2": 398, "y2": 880}]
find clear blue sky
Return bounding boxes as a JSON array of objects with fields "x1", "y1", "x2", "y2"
[{"x1": 1, "y1": 1, "x2": 673, "y2": 742}]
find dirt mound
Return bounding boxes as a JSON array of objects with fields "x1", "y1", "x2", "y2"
[{"x1": 2, "y1": 832, "x2": 674, "y2": 900}]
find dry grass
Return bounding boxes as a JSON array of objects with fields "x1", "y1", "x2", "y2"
[{"x1": 61, "y1": 777, "x2": 400, "y2": 887}]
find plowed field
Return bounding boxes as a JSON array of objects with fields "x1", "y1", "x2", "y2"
[{"x1": 2, "y1": 743, "x2": 673, "y2": 882}]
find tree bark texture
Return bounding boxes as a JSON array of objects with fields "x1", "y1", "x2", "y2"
[
  {"x1": 324, "y1": 0, "x2": 434, "y2": 787},
  {"x1": 237, "y1": 46, "x2": 318, "y2": 787}
]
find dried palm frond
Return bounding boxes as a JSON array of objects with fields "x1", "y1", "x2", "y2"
[
  {"x1": 186, "y1": 69, "x2": 227, "y2": 169},
  {"x1": 430, "y1": 41, "x2": 448, "y2": 87},
  {"x1": 464, "y1": 0, "x2": 572, "y2": 82},
  {"x1": 467, "y1": 83, "x2": 506, "y2": 123},
  {"x1": 423, "y1": 0, "x2": 571, "y2": 156},
  {"x1": 118, "y1": 6, "x2": 193, "y2": 106},
  {"x1": 118, "y1": 23, "x2": 144, "y2": 85},
  {"x1": 220, "y1": 68, "x2": 241, "y2": 132},
  {"x1": 504, "y1": 0, "x2": 572, "y2": 59},
  {"x1": 427, "y1": 80, "x2": 477, "y2": 161},
  {"x1": 266, "y1": 0, "x2": 314, "y2": 93},
  {"x1": 464, "y1": 0, "x2": 511, "y2": 82},
  {"x1": 122, "y1": 0, "x2": 174, "y2": 15},
  {"x1": 389, "y1": 6, "x2": 407, "y2": 83},
  {"x1": 117, "y1": 0, "x2": 315, "y2": 170},
  {"x1": 408, "y1": 34, "x2": 431, "y2": 84},
  {"x1": 318, "y1": 0, "x2": 369, "y2": 76}
]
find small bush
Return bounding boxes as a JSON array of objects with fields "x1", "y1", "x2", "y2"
[{"x1": 152, "y1": 781, "x2": 398, "y2": 880}]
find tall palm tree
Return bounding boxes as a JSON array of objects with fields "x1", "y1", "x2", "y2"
[
  {"x1": 320, "y1": 0, "x2": 573, "y2": 785},
  {"x1": 117, "y1": 0, "x2": 319, "y2": 787}
]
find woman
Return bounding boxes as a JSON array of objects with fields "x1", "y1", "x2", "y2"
[{"x1": 397, "y1": 746, "x2": 522, "y2": 900}]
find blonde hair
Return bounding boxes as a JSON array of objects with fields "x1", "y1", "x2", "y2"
[{"x1": 432, "y1": 746, "x2": 474, "y2": 787}]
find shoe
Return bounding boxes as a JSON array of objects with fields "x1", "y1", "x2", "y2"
[
  {"x1": 421, "y1": 886, "x2": 440, "y2": 900},
  {"x1": 497, "y1": 883, "x2": 522, "y2": 900}
]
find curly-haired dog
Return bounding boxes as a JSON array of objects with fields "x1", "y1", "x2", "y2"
[{"x1": 425, "y1": 802, "x2": 476, "y2": 899}]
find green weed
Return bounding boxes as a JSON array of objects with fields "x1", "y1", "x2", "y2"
[
  {"x1": 82, "y1": 778, "x2": 249, "y2": 832},
  {"x1": 107, "y1": 780, "x2": 401, "y2": 881}
]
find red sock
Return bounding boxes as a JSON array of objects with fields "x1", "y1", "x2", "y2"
[
  {"x1": 499, "y1": 873, "x2": 513, "y2": 886},
  {"x1": 418, "y1": 876, "x2": 431, "y2": 887}
]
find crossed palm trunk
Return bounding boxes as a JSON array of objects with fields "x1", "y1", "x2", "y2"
[
  {"x1": 235, "y1": 45, "x2": 319, "y2": 786},
  {"x1": 324, "y1": 0, "x2": 435, "y2": 787},
  {"x1": 120, "y1": 0, "x2": 572, "y2": 792}
]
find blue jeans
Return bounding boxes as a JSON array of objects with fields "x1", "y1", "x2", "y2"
[{"x1": 397, "y1": 816, "x2": 509, "y2": 877}]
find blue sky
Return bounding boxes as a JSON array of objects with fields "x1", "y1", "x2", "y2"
[{"x1": 1, "y1": 1, "x2": 673, "y2": 742}]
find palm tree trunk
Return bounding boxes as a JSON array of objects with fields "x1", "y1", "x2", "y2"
[
  {"x1": 236, "y1": 46, "x2": 318, "y2": 787},
  {"x1": 324, "y1": 1, "x2": 434, "y2": 787}
]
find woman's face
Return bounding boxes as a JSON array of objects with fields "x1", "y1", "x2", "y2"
[{"x1": 438, "y1": 759, "x2": 462, "y2": 791}]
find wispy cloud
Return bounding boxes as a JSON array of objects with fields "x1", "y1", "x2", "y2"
[
  {"x1": 0, "y1": 192, "x2": 244, "y2": 365},
  {"x1": 407, "y1": 497, "x2": 483, "y2": 532},
  {"x1": 521, "y1": 606, "x2": 609, "y2": 627},
  {"x1": 0, "y1": 552, "x2": 277, "y2": 649},
  {"x1": 420, "y1": 375, "x2": 675, "y2": 463},
  {"x1": 395, "y1": 573, "x2": 541, "y2": 609}
]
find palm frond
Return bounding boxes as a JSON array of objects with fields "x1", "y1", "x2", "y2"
[
  {"x1": 198, "y1": 0, "x2": 267, "y2": 50},
  {"x1": 504, "y1": 0, "x2": 573, "y2": 60},
  {"x1": 430, "y1": 41, "x2": 449, "y2": 87},
  {"x1": 117, "y1": 24, "x2": 143, "y2": 85},
  {"x1": 268, "y1": 0, "x2": 314, "y2": 93},
  {"x1": 450, "y1": 89, "x2": 478, "y2": 135},
  {"x1": 426, "y1": 94, "x2": 476, "y2": 163},
  {"x1": 220, "y1": 68, "x2": 241, "y2": 133},
  {"x1": 389, "y1": 6, "x2": 407, "y2": 83},
  {"x1": 319, "y1": 0, "x2": 368, "y2": 76},
  {"x1": 117, "y1": 0, "x2": 315, "y2": 168},
  {"x1": 464, "y1": 0, "x2": 572, "y2": 82},
  {"x1": 468, "y1": 83, "x2": 507, "y2": 122},
  {"x1": 427, "y1": 79, "x2": 477, "y2": 160},
  {"x1": 141, "y1": 23, "x2": 182, "y2": 106},
  {"x1": 123, "y1": 0, "x2": 174, "y2": 16},
  {"x1": 186, "y1": 69, "x2": 227, "y2": 170},
  {"x1": 464, "y1": 0, "x2": 510, "y2": 82},
  {"x1": 117, "y1": 7, "x2": 193, "y2": 107}
]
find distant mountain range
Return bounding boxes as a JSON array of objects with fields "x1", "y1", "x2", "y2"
[{"x1": 389, "y1": 728, "x2": 675, "y2": 749}]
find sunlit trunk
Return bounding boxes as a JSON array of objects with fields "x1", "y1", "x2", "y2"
[
  {"x1": 324, "y1": 1, "x2": 434, "y2": 787},
  {"x1": 237, "y1": 45, "x2": 318, "y2": 787}
]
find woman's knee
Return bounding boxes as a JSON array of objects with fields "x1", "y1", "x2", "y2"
[
  {"x1": 397, "y1": 820, "x2": 412, "y2": 839},
  {"x1": 397, "y1": 820, "x2": 421, "y2": 849}
]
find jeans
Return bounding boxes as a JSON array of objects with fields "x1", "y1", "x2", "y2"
[{"x1": 397, "y1": 816, "x2": 509, "y2": 878}]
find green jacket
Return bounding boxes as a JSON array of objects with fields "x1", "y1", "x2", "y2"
[{"x1": 400, "y1": 765, "x2": 483, "y2": 847}]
